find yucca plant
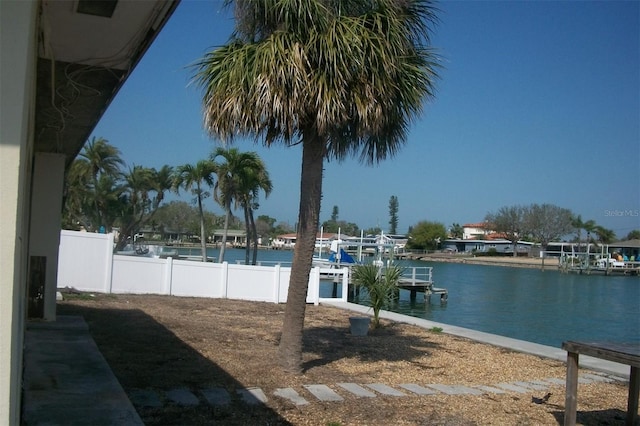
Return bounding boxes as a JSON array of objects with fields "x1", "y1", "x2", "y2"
[{"x1": 351, "y1": 263, "x2": 403, "y2": 328}]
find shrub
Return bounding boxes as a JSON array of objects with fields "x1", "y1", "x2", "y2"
[{"x1": 351, "y1": 263, "x2": 402, "y2": 328}]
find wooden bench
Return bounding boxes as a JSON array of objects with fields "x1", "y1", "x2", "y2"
[{"x1": 562, "y1": 341, "x2": 640, "y2": 426}]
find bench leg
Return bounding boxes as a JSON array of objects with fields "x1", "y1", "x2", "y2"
[
  {"x1": 564, "y1": 351, "x2": 579, "y2": 426},
  {"x1": 628, "y1": 366, "x2": 639, "y2": 426}
]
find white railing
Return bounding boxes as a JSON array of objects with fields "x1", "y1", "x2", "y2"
[{"x1": 57, "y1": 230, "x2": 348, "y2": 304}]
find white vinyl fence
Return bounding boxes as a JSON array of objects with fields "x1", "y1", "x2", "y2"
[{"x1": 57, "y1": 230, "x2": 349, "y2": 304}]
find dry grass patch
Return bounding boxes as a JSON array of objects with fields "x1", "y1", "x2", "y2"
[{"x1": 58, "y1": 293, "x2": 630, "y2": 425}]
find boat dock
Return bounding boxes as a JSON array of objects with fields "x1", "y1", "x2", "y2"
[
  {"x1": 320, "y1": 265, "x2": 448, "y2": 303},
  {"x1": 397, "y1": 267, "x2": 448, "y2": 302},
  {"x1": 559, "y1": 253, "x2": 640, "y2": 276}
]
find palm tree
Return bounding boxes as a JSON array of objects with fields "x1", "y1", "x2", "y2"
[
  {"x1": 79, "y1": 137, "x2": 124, "y2": 230},
  {"x1": 211, "y1": 147, "x2": 267, "y2": 263},
  {"x1": 62, "y1": 159, "x2": 94, "y2": 230},
  {"x1": 173, "y1": 161, "x2": 216, "y2": 262},
  {"x1": 236, "y1": 157, "x2": 272, "y2": 265},
  {"x1": 194, "y1": 0, "x2": 439, "y2": 373},
  {"x1": 352, "y1": 263, "x2": 402, "y2": 329},
  {"x1": 114, "y1": 165, "x2": 174, "y2": 251},
  {"x1": 593, "y1": 226, "x2": 616, "y2": 245}
]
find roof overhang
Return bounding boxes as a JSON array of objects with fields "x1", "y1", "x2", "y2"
[{"x1": 35, "y1": 0, "x2": 180, "y2": 166}]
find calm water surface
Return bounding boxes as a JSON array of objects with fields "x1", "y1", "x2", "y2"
[{"x1": 177, "y1": 247, "x2": 640, "y2": 348}]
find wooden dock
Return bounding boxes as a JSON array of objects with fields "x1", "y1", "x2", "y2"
[
  {"x1": 397, "y1": 276, "x2": 448, "y2": 302},
  {"x1": 320, "y1": 265, "x2": 448, "y2": 302}
]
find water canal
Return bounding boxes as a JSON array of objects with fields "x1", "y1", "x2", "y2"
[{"x1": 177, "y1": 247, "x2": 640, "y2": 348}]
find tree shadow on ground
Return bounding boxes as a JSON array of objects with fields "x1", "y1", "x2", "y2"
[
  {"x1": 302, "y1": 321, "x2": 444, "y2": 371},
  {"x1": 550, "y1": 408, "x2": 632, "y2": 425},
  {"x1": 57, "y1": 303, "x2": 292, "y2": 426}
]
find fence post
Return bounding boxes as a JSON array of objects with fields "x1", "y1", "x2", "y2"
[
  {"x1": 273, "y1": 264, "x2": 280, "y2": 303},
  {"x1": 105, "y1": 233, "x2": 114, "y2": 293},
  {"x1": 221, "y1": 261, "x2": 228, "y2": 298},
  {"x1": 341, "y1": 267, "x2": 349, "y2": 302},
  {"x1": 312, "y1": 266, "x2": 320, "y2": 306},
  {"x1": 164, "y1": 257, "x2": 173, "y2": 295}
]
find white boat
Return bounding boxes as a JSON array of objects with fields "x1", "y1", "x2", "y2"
[{"x1": 116, "y1": 244, "x2": 179, "y2": 259}]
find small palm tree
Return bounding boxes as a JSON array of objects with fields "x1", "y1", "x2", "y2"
[
  {"x1": 351, "y1": 263, "x2": 402, "y2": 329},
  {"x1": 173, "y1": 161, "x2": 216, "y2": 262}
]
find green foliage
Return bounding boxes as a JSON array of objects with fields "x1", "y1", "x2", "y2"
[
  {"x1": 211, "y1": 147, "x2": 272, "y2": 264},
  {"x1": 429, "y1": 327, "x2": 443, "y2": 333},
  {"x1": 449, "y1": 223, "x2": 464, "y2": 239},
  {"x1": 321, "y1": 219, "x2": 359, "y2": 236},
  {"x1": 626, "y1": 230, "x2": 640, "y2": 240},
  {"x1": 363, "y1": 227, "x2": 382, "y2": 236},
  {"x1": 63, "y1": 137, "x2": 173, "y2": 251},
  {"x1": 331, "y1": 206, "x2": 339, "y2": 222},
  {"x1": 407, "y1": 221, "x2": 447, "y2": 250},
  {"x1": 351, "y1": 264, "x2": 402, "y2": 328},
  {"x1": 388, "y1": 195, "x2": 399, "y2": 234}
]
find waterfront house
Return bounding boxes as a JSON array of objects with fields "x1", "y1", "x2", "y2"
[
  {"x1": 463, "y1": 222, "x2": 495, "y2": 240},
  {"x1": 272, "y1": 233, "x2": 297, "y2": 249},
  {"x1": 443, "y1": 239, "x2": 534, "y2": 255},
  {"x1": 212, "y1": 229, "x2": 247, "y2": 247}
]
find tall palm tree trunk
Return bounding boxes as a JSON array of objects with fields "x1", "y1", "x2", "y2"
[
  {"x1": 250, "y1": 208, "x2": 259, "y2": 266},
  {"x1": 197, "y1": 190, "x2": 207, "y2": 262},
  {"x1": 219, "y1": 206, "x2": 230, "y2": 262},
  {"x1": 278, "y1": 136, "x2": 324, "y2": 373},
  {"x1": 243, "y1": 204, "x2": 252, "y2": 265}
]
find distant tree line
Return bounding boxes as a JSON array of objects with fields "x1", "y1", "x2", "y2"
[
  {"x1": 65, "y1": 140, "x2": 637, "y2": 264},
  {"x1": 62, "y1": 137, "x2": 274, "y2": 264}
]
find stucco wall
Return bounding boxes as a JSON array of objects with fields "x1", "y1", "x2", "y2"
[{"x1": 0, "y1": 1, "x2": 38, "y2": 423}]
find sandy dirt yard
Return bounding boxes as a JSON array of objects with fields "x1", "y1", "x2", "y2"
[{"x1": 58, "y1": 293, "x2": 631, "y2": 426}]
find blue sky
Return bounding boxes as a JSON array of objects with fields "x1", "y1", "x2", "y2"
[{"x1": 92, "y1": 0, "x2": 640, "y2": 238}]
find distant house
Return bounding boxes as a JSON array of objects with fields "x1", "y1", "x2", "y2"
[
  {"x1": 272, "y1": 232, "x2": 353, "y2": 250},
  {"x1": 462, "y1": 222, "x2": 494, "y2": 240},
  {"x1": 212, "y1": 229, "x2": 247, "y2": 247},
  {"x1": 272, "y1": 233, "x2": 297, "y2": 249},
  {"x1": 443, "y1": 239, "x2": 534, "y2": 255}
]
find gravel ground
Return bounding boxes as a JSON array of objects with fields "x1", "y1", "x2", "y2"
[{"x1": 58, "y1": 293, "x2": 631, "y2": 425}]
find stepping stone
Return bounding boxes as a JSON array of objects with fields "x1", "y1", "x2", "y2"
[
  {"x1": 201, "y1": 387, "x2": 231, "y2": 406},
  {"x1": 581, "y1": 373, "x2": 614, "y2": 383},
  {"x1": 364, "y1": 383, "x2": 406, "y2": 396},
  {"x1": 303, "y1": 385, "x2": 344, "y2": 402},
  {"x1": 474, "y1": 385, "x2": 506, "y2": 394},
  {"x1": 513, "y1": 381, "x2": 549, "y2": 391},
  {"x1": 398, "y1": 383, "x2": 438, "y2": 395},
  {"x1": 337, "y1": 383, "x2": 376, "y2": 398},
  {"x1": 495, "y1": 383, "x2": 531, "y2": 393},
  {"x1": 426, "y1": 384, "x2": 483, "y2": 395},
  {"x1": 238, "y1": 387, "x2": 268, "y2": 405},
  {"x1": 542, "y1": 378, "x2": 566, "y2": 386},
  {"x1": 166, "y1": 388, "x2": 199, "y2": 406},
  {"x1": 274, "y1": 388, "x2": 309, "y2": 406},
  {"x1": 529, "y1": 380, "x2": 555, "y2": 388},
  {"x1": 129, "y1": 389, "x2": 163, "y2": 408}
]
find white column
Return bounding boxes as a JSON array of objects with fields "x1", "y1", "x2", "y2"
[
  {"x1": 0, "y1": 0, "x2": 38, "y2": 423},
  {"x1": 28, "y1": 153, "x2": 66, "y2": 321}
]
